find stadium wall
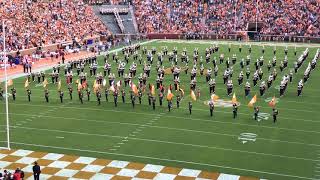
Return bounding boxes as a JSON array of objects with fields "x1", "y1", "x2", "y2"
[
  {"x1": 144, "y1": 33, "x2": 320, "y2": 43},
  {"x1": 6, "y1": 36, "x2": 101, "y2": 57},
  {"x1": 5, "y1": 33, "x2": 320, "y2": 57}
]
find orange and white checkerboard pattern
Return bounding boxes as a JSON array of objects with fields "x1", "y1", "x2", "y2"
[{"x1": 0, "y1": 149, "x2": 260, "y2": 180}]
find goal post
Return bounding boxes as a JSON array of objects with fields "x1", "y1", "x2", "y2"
[{"x1": 1, "y1": 20, "x2": 11, "y2": 150}]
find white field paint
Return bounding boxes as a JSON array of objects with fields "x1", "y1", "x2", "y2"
[
  {"x1": 4, "y1": 103, "x2": 320, "y2": 133},
  {"x1": 238, "y1": 133, "x2": 257, "y2": 144},
  {"x1": 108, "y1": 105, "x2": 162, "y2": 151},
  {"x1": 2, "y1": 93, "x2": 11, "y2": 98},
  {"x1": 6, "y1": 125, "x2": 319, "y2": 163},
  {"x1": 254, "y1": 112, "x2": 271, "y2": 122}
]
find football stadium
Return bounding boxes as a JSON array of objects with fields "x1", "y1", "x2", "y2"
[{"x1": 0, "y1": 0, "x2": 320, "y2": 180}]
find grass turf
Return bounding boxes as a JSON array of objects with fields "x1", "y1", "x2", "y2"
[{"x1": 1, "y1": 40, "x2": 319, "y2": 180}]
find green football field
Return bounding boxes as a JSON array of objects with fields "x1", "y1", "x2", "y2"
[{"x1": 1, "y1": 40, "x2": 320, "y2": 180}]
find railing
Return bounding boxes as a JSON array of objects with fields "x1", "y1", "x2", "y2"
[
  {"x1": 258, "y1": 35, "x2": 320, "y2": 43},
  {"x1": 5, "y1": 36, "x2": 101, "y2": 57},
  {"x1": 113, "y1": 9, "x2": 125, "y2": 33},
  {"x1": 105, "y1": 33, "x2": 320, "y2": 45},
  {"x1": 145, "y1": 33, "x2": 239, "y2": 40}
]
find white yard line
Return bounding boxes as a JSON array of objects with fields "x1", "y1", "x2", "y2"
[
  {"x1": 1, "y1": 141, "x2": 314, "y2": 180},
  {"x1": 11, "y1": 101, "x2": 71, "y2": 128},
  {"x1": 109, "y1": 112, "x2": 164, "y2": 151},
  {"x1": 5, "y1": 112, "x2": 319, "y2": 147},
  {"x1": 6, "y1": 103, "x2": 320, "y2": 127},
  {"x1": 109, "y1": 136, "x2": 128, "y2": 151},
  {"x1": 7, "y1": 97, "x2": 320, "y2": 123},
  {"x1": 314, "y1": 149, "x2": 320, "y2": 178},
  {"x1": 6, "y1": 125, "x2": 319, "y2": 163}
]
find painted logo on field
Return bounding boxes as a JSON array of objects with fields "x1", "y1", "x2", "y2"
[
  {"x1": 264, "y1": 97, "x2": 280, "y2": 103},
  {"x1": 2, "y1": 93, "x2": 12, "y2": 98},
  {"x1": 204, "y1": 100, "x2": 240, "y2": 108},
  {"x1": 254, "y1": 112, "x2": 271, "y2": 122},
  {"x1": 238, "y1": 133, "x2": 257, "y2": 144}
]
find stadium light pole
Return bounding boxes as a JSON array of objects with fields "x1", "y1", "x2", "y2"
[
  {"x1": 234, "y1": 0, "x2": 237, "y2": 32},
  {"x1": 2, "y1": 20, "x2": 10, "y2": 150}
]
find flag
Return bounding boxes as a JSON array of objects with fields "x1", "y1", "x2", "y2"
[
  {"x1": 179, "y1": 88, "x2": 184, "y2": 97},
  {"x1": 268, "y1": 96, "x2": 276, "y2": 107},
  {"x1": 77, "y1": 82, "x2": 83, "y2": 91},
  {"x1": 131, "y1": 83, "x2": 138, "y2": 95},
  {"x1": 150, "y1": 84, "x2": 155, "y2": 96},
  {"x1": 7, "y1": 79, "x2": 13, "y2": 87},
  {"x1": 116, "y1": 80, "x2": 122, "y2": 89},
  {"x1": 57, "y1": 80, "x2": 61, "y2": 91},
  {"x1": 109, "y1": 85, "x2": 115, "y2": 92},
  {"x1": 211, "y1": 94, "x2": 219, "y2": 101},
  {"x1": 190, "y1": 90, "x2": 196, "y2": 101},
  {"x1": 166, "y1": 88, "x2": 174, "y2": 101},
  {"x1": 92, "y1": 80, "x2": 97, "y2": 88},
  {"x1": 82, "y1": 80, "x2": 87, "y2": 89},
  {"x1": 93, "y1": 80, "x2": 100, "y2": 93},
  {"x1": 42, "y1": 79, "x2": 48, "y2": 88},
  {"x1": 248, "y1": 95, "x2": 257, "y2": 107},
  {"x1": 24, "y1": 79, "x2": 29, "y2": 88},
  {"x1": 102, "y1": 79, "x2": 107, "y2": 87},
  {"x1": 232, "y1": 93, "x2": 237, "y2": 104}
]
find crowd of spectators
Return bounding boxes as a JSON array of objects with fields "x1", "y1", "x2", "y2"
[
  {"x1": 132, "y1": 0, "x2": 320, "y2": 37},
  {"x1": 0, "y1": 161, "x2": 40, "y2": 180},
  {"x1": 0, "y1": 0, "x2": 319, "y2": 53},
  {"x1": 0, "y1": 168, "x2": 24, "y2": 180},
  {"x1": 0, "y1": 0, "x2": 110, "y2": 52},
  {"x1": 239, "y1": 0, "x2": 320, "y2": 37}
]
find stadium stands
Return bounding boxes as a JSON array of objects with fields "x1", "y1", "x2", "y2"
[
  {"x1": 239, "y1": 0, "x2": 320, "y2": 36},
  {"x1": 0, "y1": 0, "x2": 110, "y2": 52},
  {"x1": 0, "y1": 0, "x2": 319, "y2": 53},
  {"x1": 132, "y1": 0, "x2": 320, "y2": 36},
  {"x1": 0, "y1": 1, "x2": 320, "y2": 180},
  {"x1": 93, "y1": 5, "x2": 137, "y2": 34}
]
